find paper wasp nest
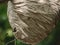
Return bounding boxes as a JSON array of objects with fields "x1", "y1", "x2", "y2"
[{"x1": 7, "y1": 0, "x2": 60, "y2": 45}]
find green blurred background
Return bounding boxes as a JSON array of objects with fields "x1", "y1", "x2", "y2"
[{"x1": 0, "y1": 2, "x2": 60, "y2": 45}]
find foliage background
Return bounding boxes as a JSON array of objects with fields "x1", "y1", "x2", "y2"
[{"x1": 0, "y1": 2, "x2": 60, "y2": 45}]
